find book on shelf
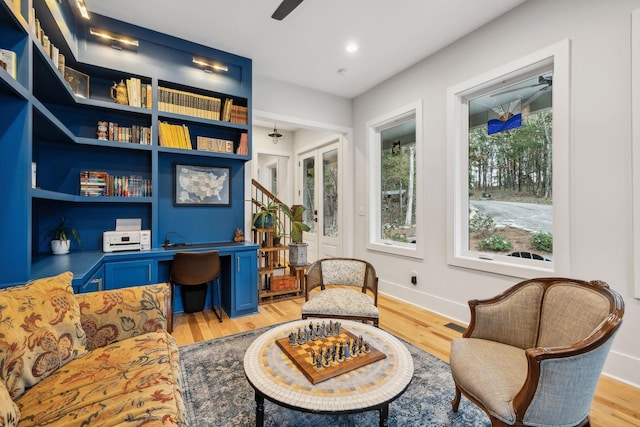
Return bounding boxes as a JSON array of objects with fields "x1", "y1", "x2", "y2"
[
  {"x1": 158, "y1": 122, "x2": 192, "y2": 150},
  {"x1": 237, "y1": 132, "x2": 249, "y2": 155},
  {"x1": 158, "y1": 86, "x2": 221, "y2": 120},
  {"x1": 80, "y1": 170, "x2": 151, "y2": 197},
  {"x1": 124, "y1": 77, "x2": 150, "y2": 108},
  {"x1": 102, "y1": 121, "x2": 151, "y2": 144},
  {"x1": 0, "y1": 49, "x2": 17, "y2": 80}
]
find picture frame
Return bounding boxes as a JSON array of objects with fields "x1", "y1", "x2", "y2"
[
  {"x1": 174, "y1": 163, "x2": 231, "y2": 206},
  {"x1": 64, "y1": 66, "x2": 90, "y2": 98}
]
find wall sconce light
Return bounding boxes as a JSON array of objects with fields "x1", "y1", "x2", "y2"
[
  {"x1": 89, "y1": 27, "x2": 139, "y2": 50},
  {"x1": 192, "y1": 57, "x2": 228, "y2": 73},
  {"x1": 76, "y1": 0, "x2": 90, "y2": 19},
  {"x1": 268, "y1": 125, "x2": 283, "y2": 144}
]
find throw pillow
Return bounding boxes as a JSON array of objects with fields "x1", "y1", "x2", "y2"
[
  {"x1": 0, "y1": 272, "x2": 87, "y2": 399},
  {"x1": 0, "y1": 382, "x2": 19, "y2": 427}
]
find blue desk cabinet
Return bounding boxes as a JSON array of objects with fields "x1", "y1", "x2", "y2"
[
  {"x1": 230, "y1": 250, "x2": 258, "y2": 317},
  {"x1": 76, "y1": 266, "x2": 104, "y2": 293},
  {"x1": 104, "y1": 259, "x2": 155, "y2": 290}
]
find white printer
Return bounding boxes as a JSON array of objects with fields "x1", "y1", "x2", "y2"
[{"x1": 103, "y1": 219, "x2": 151, "y2": 252}]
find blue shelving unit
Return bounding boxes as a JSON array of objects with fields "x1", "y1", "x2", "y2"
[{"x1": 0, "y1": 0, "x2": 256, "y2": 305}]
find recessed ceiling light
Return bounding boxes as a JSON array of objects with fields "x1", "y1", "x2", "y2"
[{"x1": 345, "y1": 43, "x2": 358, "y2": 53}]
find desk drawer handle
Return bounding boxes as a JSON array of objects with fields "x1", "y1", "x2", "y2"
[{"x1": 237, "y1": 256, "x2": 240, "y2": 272}]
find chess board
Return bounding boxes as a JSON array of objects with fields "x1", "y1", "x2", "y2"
[{"x1": 275, "y1": 328, "x2": 386, "y2": 385}]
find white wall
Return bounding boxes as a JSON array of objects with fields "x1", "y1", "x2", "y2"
[
  {"x1": 352, "y1": 0, "x2": 640, "y2": 387},
  {"x1": 253, "y1": 75, "x2": 352, "y2": 129}
]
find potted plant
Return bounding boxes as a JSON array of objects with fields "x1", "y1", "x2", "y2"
[
  {"x1": 251, "y1": 199, "x2": 279, "y2": 229},
  {"x1": 279, "y1": 204, "x2": 311, "y2": 266},
  {"x1": 47, "y1": 217, "x2": 81, "y2": 255}
]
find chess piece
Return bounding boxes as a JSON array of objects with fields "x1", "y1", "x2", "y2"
[
  {"x1": 344, "y1": 341, "x2": 351, "y2": 360},
  {"x1": 322, "y1": 349, "x2": 331, "y2": 368},
  {"x1": 288, "y1": 332, "x2": 297, "y2": 346}
]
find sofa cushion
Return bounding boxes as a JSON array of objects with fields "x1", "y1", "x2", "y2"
[
  {"x1": 14, "y1": 330, "x2": 186, "y2": 427},
  {"x1": 450, "y1": 338, "x2": 527, "y2": 425},
  {"x1": 0, "y1": 272, "x2": 87, "y2": 399},
  {"x1": 302, "y1": 288, "x2": 379, "y2": 319},
  {"x1": 76, "y1": 283, "x2": 169, "y2": 351},
  {"x1": 0, "y1": 382, "x2": 19, "y2": 427}
]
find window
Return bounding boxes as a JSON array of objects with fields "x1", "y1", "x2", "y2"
[
  {"x1": 447, "y1": 40, "x2": 570, "y2": 277},
  {"x1": 367, "y1": 101, "x2": 423, "y2": 258}
]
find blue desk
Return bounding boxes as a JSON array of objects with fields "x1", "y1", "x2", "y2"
[{"x1": 30, "y1": 242, "x2": 259, "y2": 318}]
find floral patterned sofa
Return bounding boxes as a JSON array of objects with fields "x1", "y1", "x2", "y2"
[{"x1": 0, "y1": 271, "x2": 186, "y2": 427}]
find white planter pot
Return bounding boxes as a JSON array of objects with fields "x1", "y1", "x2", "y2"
[
  {"x1": 288, "y1": 242, "x2": 308, "y2": 266},
  {"x1": 51, "y1": 239, "x2": 70, "y2": 255}
]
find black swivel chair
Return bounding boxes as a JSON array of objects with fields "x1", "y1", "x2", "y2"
[{"x1": 169, "y1": 250, "x2": 223, "y2": 323}]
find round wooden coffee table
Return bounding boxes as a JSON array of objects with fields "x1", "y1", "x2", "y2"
[{"x1": 243, "y1": 319, "x2": 414, "y2": 427}]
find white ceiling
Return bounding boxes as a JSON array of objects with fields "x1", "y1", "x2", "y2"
[{"x1": 84, "y1": 0, "x2": 527, "y2": 99}]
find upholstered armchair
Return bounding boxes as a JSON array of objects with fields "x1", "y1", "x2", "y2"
[
  {"x1": 301, "y1": 258, "x2": 379, "y2": 326},
  {"x1": 450, "y1": 278, "x2": 624, "y2": 427}
]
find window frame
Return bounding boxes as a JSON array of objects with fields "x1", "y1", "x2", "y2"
[
  {"x1": 366, "y1": 100, "x2": 423, "y2": 259},
  {"x1": 446, "y1": 39, "x2": 571, "y2": 278}
]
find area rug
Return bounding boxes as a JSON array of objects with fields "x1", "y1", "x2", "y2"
[{"x1": 179, "y1": 325, "x2": 490, "y2": 426}]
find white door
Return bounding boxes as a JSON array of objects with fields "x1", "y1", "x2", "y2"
[{"x1": 298, "y1": 140, "x2": 341, "y2": 262}]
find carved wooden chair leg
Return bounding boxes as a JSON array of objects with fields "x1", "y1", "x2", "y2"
[{"x1": 451, "y1": 386, "x2": 462, "y2": 412}]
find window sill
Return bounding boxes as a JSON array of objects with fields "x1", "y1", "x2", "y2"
[
  {"x1": 448, "y1": 253, "x2": 557, "y2": 279},
  {"x1": 366, "y1": 241, "x2": 423, "y2": 260}
]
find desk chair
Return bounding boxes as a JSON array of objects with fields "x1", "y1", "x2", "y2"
[{"x1": 169, "y1": 250, "x2": 223, "y2": 323}]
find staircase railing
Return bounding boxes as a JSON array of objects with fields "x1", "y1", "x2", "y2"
[{"x1": 250, "y1": 178, "x2": 291, "y2": 248}]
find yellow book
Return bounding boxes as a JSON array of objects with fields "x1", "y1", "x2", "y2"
[{"x1": 182, "y1": 124, "x2": 192, "y2": 150}]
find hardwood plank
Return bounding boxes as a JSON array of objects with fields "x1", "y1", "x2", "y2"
[{"x1": 172, "y1": 293, "x2": 640, "y2": 426}]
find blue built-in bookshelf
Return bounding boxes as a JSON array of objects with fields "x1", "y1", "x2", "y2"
[{"x1": 0, "y1": 0, "x2": 257, "y2": 315}]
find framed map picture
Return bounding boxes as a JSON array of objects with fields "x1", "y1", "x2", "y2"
[{"x1": 174, "y1": 164, "x2": 230, "y2": 206}]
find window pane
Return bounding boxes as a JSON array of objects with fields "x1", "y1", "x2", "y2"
[
  {"x1": 467, "y1": 72, "x2": 553, "y2": 259},
  {"x1": 322, "y1": 149, "x2": 338, "y2": 238},
  {"x1": 380, "y1": 118, "x2": 416, "y2": 244},
  {"x1": 302, "y1": 156, "x2": 316, "y2": 233}
]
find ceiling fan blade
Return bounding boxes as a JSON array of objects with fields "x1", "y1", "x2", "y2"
[{"x1": 272, "y1": 0, "x2": 303, "y2": 20}]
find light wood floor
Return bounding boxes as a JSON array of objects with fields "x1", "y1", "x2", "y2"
[{"x1": 172, "y1": 294, "x2": 640, "y2": 427}]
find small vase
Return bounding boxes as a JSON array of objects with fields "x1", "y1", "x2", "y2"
[{"x1": 51, "y1": 240, "x2": 70, "y2": 255}]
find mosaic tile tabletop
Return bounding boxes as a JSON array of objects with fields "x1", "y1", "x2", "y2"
[{"x1": 243, "y1": 319, "x2": 414, "y2": 412}]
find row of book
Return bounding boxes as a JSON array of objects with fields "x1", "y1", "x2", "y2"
[
  {"x1": 158, "y1": 122, "x2": 192, "y2": 150},
  {"x1": 158, "y1": 86, "x2": 248, "y2": 124},
  {"x1": 158, "y1": 86, "x2": 221, "y2": 120},
  {"x1": 224, "y1": 99, "x2": 249, "y2": 125},
  {"x1": 124, "y1": 78, "x2": 152, "y2": 109},
  {"x1": 80, "y1": 171, "x2": 152, "y2": 198},
  {"x1": 97, "y1": 122, "x2": 152, "y2": 145},
  {"x1": 31, "y1": 7, "x2": 66, "y2": 79}
]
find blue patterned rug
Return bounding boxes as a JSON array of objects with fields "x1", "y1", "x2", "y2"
[{"x1": 179, "y1": 325, "x2": 490, "y2": 426}]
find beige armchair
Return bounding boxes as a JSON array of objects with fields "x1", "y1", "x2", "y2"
[
  {"x1": 301, "y1": 258, "x2": 379, "y2": 326},
  {"x1": 450, "y1": 277, "x2": 624, "y2": 427}
]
